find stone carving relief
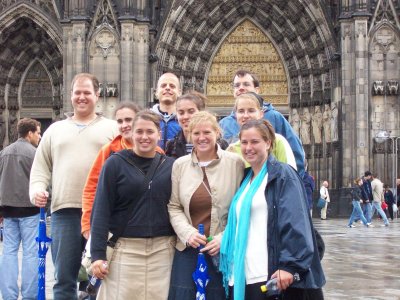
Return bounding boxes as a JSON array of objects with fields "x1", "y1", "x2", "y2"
[
  {"x1": 312, "y1": 106, "x2": 323, "y2": 144},
  {"x1": 300, "y1": 107, "x2": 311, "y2": 145},
  {"x1": 8, "y1": 111, "x2": 18, "y2": 143},
  {"x1": 387, "y1": 80, "x2": 398, "y2": 95},
  {"x1": 22, "y1": 61, "x2": 53, "y2": 108},
  {"x1": 372, "y1": 80, "x2": 385, "y2": 95},
  {"x1": 323, "y1": 104, "x2": 332, "y2": 143},
  {"x1": 99, "y1": 83, "x2": 118, "y2": 97},
  {"x1": 331, "y1": 102, "x2": 338, "y2": 142},
  {"x1": 206, "y1": 20, "x2": 288, "y2": 107},
  {"x1": 290, "y1": 108, "x2": 300, "y2": 137},
  {"x1": 94, "y1": 29, "x2": 117, "y2": 58}
]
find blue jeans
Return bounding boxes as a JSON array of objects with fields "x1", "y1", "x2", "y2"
[
  {"x1": 371, "y1": 202, "x2": 389, "y2": 225},
  {"x1": 348, "y1": 200, "x2": 368, "y2": 226},
  {"x1": 362, "y1": 202, "x2": 372, "y2": 223},
  {"x1": 0, "y1": 214, "x2": 39, "y2": 300},
  {"x1": 51, "y1": 208, "x2": 83, "y2": 300}
]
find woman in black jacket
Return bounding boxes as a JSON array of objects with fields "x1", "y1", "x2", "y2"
[
  {"x1": 347, "y1": 177, "x2": 372, "y2": 228},
  {"x1": 90, "y1": 110, "x2": 176, "y2": 300}
]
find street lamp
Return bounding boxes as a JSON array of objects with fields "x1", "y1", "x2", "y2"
[{"x1": 375, "y1": 130, "x2": 399, "y2": 210}]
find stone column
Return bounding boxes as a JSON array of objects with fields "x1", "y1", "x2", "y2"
[
  {"x1": 61, "y1": 21, "x2": 88, "y2": 113},
  {"x1": 132, "y1": 24, "x2": 150, "y2": 108},
  {"x1": 120, "y1": 21, "x2": 134, "y2": 102}
]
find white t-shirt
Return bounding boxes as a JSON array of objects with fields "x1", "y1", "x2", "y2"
[{"x1": 230, "y1": 174, "x2": 269, "y2": 285}]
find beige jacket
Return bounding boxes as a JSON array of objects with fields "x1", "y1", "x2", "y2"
[{"x1": 168, "y1": 146, "x2": 245, "y2": 251}]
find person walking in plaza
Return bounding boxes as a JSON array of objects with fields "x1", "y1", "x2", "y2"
[
  {"x1": 303, "y1": 166, "x2": 315, "y2": 217},
  {"x1": 168, "y1": 111, "x2": 244, "y2": 300},
  {"x1": 220, "y1": 119, "x2": 325, "y2": 300},
  {"x1": 347, "y1": 178, "x2": 372, "y2": 228},
  {"x1": 218, "y1": 69, "x2": 305, "y2": 177},
  {"x1": 362, "y1": 171, "x2": 374, "y2": 223},
  {"x1": 30, "y1": 73, "x2": 118, "y2": 300},
  {"x1": 384, "y1": 184, "x2": 395, "y2": 221},
  {"x1": 370, "y1": 175, "x2": 389, "y2": 226},
  {"x1": 151, "y1": 72, "x2": 182, "y2": 150},
  {"x1": 320, "y1": 181, "x2": 330, "y2": 220},
  {"x1": 165, "y1": 91, "x2": 228, "y2": 158},
  {"x1": 226, "y1": 92, "x2": 296, "y2": 170},
  {"x1": 0, "y1": 118, "x2": 41, "y2": 300},
  {"x1": 90, "y1": 111, "x2": 176, "y2": 300}
]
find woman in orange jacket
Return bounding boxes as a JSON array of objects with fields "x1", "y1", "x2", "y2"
[{"x1": 81, "y1": 102, "x2": 164, "y2": 239}]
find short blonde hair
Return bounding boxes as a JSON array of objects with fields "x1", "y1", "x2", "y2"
[{"x1": 188, "y1": 111, "x2": 221, "y2": 136}]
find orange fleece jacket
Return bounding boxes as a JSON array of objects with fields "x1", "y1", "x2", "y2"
[{"x1": 81, "y1": 135, "x2": 164, "y2": 234}]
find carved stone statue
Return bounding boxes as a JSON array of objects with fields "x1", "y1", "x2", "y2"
[
  {"x1": 290, "y1": 108, "x2": 300, "y2": 137},
  {"x1": 372, "y1": 81, "x2": 385, "y2": 95},
  {"x1": 8, "y1": 112, "x2": 18, "y2": 143},
  {"x1": 331, "y1": 102, "x2": 338, "y2": 142},
  {"x1": 312, "y1": 106, "x2": 323, "y2": 144},
  {"x1": 300, "y1": 107, "x2": 311, "y2": 145},
  {"x1": 387, "y1": 80, "x2": 399, "y2": 95},
  {"x1": 323, "y1": 104, "x2": 332, "y2": 143}
]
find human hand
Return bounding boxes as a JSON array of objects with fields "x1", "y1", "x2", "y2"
[
  {"x1": 271, "y1": 270, "x2": 294, "y2": 291},
  {"x1": 200, "y1": 235, "x2": 221, "y2": 256},
  {"x1": 91, "y1": 260, "x2": 108, "y2": 279},
  {"x1": 187, "y1": 231, "x2": 207, "y2": 248},
  {"x1": 33, "y1": 191, "x2": 49, "y2": 208},
  {"x1": 83, "y1": 230, "x2": 90, "y2": 240}
]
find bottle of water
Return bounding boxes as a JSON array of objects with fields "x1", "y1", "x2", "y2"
[
  {"x1": 260, "y1": 278, "x2": 280, "y2": 296},
  {"x1": 86, "y1": 262, "x2": 107, "y2": 296}
]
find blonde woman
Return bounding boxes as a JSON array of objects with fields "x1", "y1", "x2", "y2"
[
  {"x1": 168, "y1": 111, "x2": 244, "y2": 299},
  {"x1": 227, "y1": 92, "x2": 296, "y2": 169}
]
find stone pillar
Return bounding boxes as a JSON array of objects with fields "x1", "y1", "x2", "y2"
[
  {"x1": 354, "y1": 17, "x2": 370, "y2": 178},
  {"x1": 120, "y1": 21, "x2": 134, "y2": 102},
  {"x1": 340, "y1": 20, "x2": 356, "y2": 186},
  {"x1": 132, "y1": 24, "x2": 150, "y2": 108},
  {"x1": 62, "y1": 21, "x2": 88, "y2": 113}
]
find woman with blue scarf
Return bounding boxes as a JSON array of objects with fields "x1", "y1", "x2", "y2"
[{"x1": 220, "y1": 119, "x2": 325, "y2": 300}]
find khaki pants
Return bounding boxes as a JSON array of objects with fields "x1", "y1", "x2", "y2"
[{"x1": 97, "y1": 236, "x2": 176, "y2": 300}]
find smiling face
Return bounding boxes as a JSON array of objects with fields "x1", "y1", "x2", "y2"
[
  {"x1": 177, "y1": 99, "x2": 200, "y2": 132},
  {"x1": 71, "y1": 77, "x2": 99, "y2": 119},
  {"x1": 116, "y1": 108, "x2": 136, "y2": 141},
  {"x1": 235, "y1": 96, "x2": 264, "y2": 126},
  {"x1": 240, "y1": 127, "x2": 271, "y2": 168},
  {"x1": 191, "y1": 121, "x2": 218, "y2": 160},
  {"x1": 156, "y1": 73, "x2": 181, "y2": 106},
  {"x1": 132, "y1": 118, "x2": 161, "y2": 158},
  {"x1": 233, "y1": 73, "x2": 260, "y2": 97}
]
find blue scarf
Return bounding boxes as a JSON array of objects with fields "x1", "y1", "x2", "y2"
[{"x1": 219, "y1": 162, "x2": 268, "y2": 300}]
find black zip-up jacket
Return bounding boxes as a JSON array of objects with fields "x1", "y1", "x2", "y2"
[
  {"x1": 350, "y1": 185, "x2": 366, "y2": 202},
  {"x1": 90, "y1": 150, "x2": 175, "y2": 261}
]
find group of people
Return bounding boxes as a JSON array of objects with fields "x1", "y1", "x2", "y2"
[
  {"x1": 0, "y1": 70, "x2": 325, "y2": 300},
  {"x1": 347, "y1": 171, "x2": 393, "y2": 228}
]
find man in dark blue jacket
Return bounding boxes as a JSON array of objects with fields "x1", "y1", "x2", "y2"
[
  {"x1": 219, "y1": 70, "x2": 305, "y2": 177},
  {"x1": 362, "y1": 171, "x2": 373, "y2": 223}
]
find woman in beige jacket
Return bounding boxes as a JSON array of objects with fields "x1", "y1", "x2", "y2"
[{"x1": 168, "y1": 111, "x2": 244, "y2": 299}]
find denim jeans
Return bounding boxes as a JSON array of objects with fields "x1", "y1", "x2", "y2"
[
  {"x1": 348, "y1": 200, "x2": 368, "y2": 226},
  {"x1": 0, "y1": 214, "x2": 39, "y2": 300},
  {"x1": 371, "y1": 202, "x2": 389, "y2": 225},
  {"x1": 362, "y1": 202, "x2": 372, "y2": 223},
  {"x1": 51, "y1": 208, "x2": 83, "y2": 300}
]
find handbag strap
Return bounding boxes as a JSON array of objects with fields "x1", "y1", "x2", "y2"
[{"x1": 107, "y1": 151, "x2": 162, "y2": 247}]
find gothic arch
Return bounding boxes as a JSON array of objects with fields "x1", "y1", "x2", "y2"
[
  {"x1": 0, "y1": 3, "x2": 63, "y2": 144},
  {"x1": 155, "y1": 0, "x2": 337, "y2": 110}
]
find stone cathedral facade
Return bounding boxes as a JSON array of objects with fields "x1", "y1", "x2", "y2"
[{"x1": 0, "y1": 1, "x2": 399, "y2": 211}]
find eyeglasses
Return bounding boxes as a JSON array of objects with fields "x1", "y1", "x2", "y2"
[{"x1": 233, "y1": 82, "x2": 253, "y2": 88}]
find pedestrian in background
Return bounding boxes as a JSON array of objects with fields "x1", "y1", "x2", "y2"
[
  {"x1": 0, "y1": 118, "x2": 41, "y2": 300},
  {"x1": 347, "y1": 177, "x2": 372, "y2": 228},
  {"x1": 320, "y1": 181, "x2": 330, "y2": 220},
  {"x1": 370, "y1": 175, "x2": 389, "y2": 226},
  {"x1": 303, "y1": 166, "x2": 315, "y2": 217}
]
